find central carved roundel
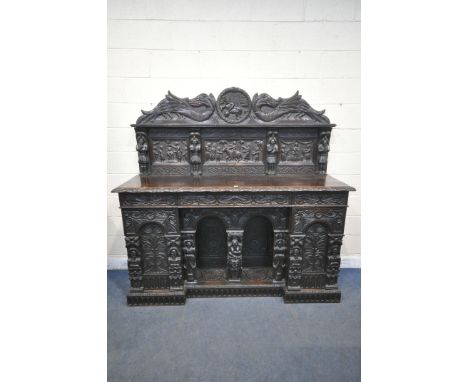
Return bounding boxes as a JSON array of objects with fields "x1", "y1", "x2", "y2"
[{"x1": 216, "y1": 87, "x2": 252, "y2": 123}]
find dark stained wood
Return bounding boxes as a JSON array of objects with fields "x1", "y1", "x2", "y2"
[{"x1": 114, "y1": 88, "x2": 354, "y2": 305}]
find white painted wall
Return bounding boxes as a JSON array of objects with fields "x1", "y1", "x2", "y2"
[{"x1": 107, "y1": 0, "x2": 361, "y2": 268}]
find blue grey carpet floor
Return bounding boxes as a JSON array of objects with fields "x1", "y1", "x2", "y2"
[{"x1": 108, "y1": 269, "x2": 360, "y2": 382}]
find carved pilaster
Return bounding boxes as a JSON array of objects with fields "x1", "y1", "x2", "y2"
[
  {"x1": 189, "y1": 132, "x2": 202, "y2": 176},
  {"x1": 326, "y1": 234, "x2": 343, "y2": 288},
  {"x1": 227, "y1": 231, "x2": 243, "y2": 282},
  {"x1": 136, "y1": 131, "x2": 150, "y2": 174},
  {"x1": 273, "y1": 230, "x2": 288, "y2": 282},
  {"x1": 165, "y1": 235, "x2": 183, "y2": 290},
  {"x1": 266, "y1": 131, "x2": 279, "y2": 175},
  {"x1": 288, "y1": 235, "x2": 304, "y2": 290},
  {"x1": 125, "y1": 236, "x2": 143, "y2": 289},
  {"x1": 318, "y1": 132, "x2": 330, "y2": 174},
  {"x1": 182, "y1": 231, "x2": 197, "y2": 283}
]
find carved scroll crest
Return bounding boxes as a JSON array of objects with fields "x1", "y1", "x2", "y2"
[
  {"x1": 136, "y1": 91, "x2": 216, "y2": 124},
  {"x1": 252, "y1": 91, "x2": 330, "y2": 123}
]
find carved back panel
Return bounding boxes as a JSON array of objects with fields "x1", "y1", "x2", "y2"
[{"x1": 133, "y1": 88, "x2": 334, "y2": 176}]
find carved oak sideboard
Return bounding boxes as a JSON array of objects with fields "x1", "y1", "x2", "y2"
[{"x1": 112, "y1": 87, "x2": 355, "y2": 305}]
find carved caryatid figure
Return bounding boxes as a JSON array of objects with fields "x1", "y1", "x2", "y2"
[
  {"x1": 136, "y1": 132, "x2": 149, "y2": 174},
  {"x1": 189, "y1": 132, "x2": 202, "y2": 175},
  {"x1": 318, "y1": 134, "x2": 330, "y2": 173},
  {"x1": 227, "y1": 235, "x2": 242, "y2": 281},
  {"x1": 183, "y1": 238, "x2": 197, "y2": 282},
  {"x1": 266, "y1": 132, "x2": 279, "y2": 175},
  {"x1": 168, "y1": 246, "x2": 183, "y2": 289}
]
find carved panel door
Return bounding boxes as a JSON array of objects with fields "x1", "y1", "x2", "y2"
[
  {"x1": 303, "y1": 223, "x2": 328, "y2": 273},
  {"x1": 242, "y1": 216, "x2": 274, "y2": 267},
  {"x1": 139, "y1": 223, "x2": 168, "y2": 274},
  {"x1": 196, "y1": 216, "x2": 227, "y2": 268}
]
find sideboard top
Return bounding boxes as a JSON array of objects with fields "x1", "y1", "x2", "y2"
[
  {"x1": 133, "y1": 87, "x2": 334, "y2": 127},
  {"x1": 112, "y1": 174, "x2": 355, "y2": 193}
]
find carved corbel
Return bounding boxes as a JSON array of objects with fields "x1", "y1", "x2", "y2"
[
  {"x1": 188, "y1": 132, "x2": 202, "y2": 176},
  {"x1": 273, "y1": 230, "x2": 288, "y2": 282},
  {"x1": 125, "y1": 236, "x2": 143, "y2": 289},
  {"x1": 135, "y1": 131, "x2": 150, "y2": 174},
  {"x1": 227, "y1": 231, "x2": 243, "y2": 281},
  {"x1": 265, "y1": 131, "x2": 279, "y2": 175},
  {"x1": 287, "y1": 235, "x2": 304, "y2": 290},
  {"x1": 326, "y1": 234, "x2": 343, "y2": 288},
  {"x1": 181, "y1": 231, "x2": 197, "y2": 283},
  {"x1": 165, "y1": 235, "x2": 183, "y2": 290}
]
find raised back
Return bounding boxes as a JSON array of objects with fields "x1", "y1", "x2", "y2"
[{"x1": 133, "y1": 87, "x2": 334, "y2": 177}]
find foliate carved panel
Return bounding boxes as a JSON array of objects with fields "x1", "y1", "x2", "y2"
[
  {"x1": 294, "y1": 192, "x2": 348, "y2": 206},
  {"x1": 125, "y1": 236, "x2": 142, "y2": 288},
  {"x1": 202, "y1": 165, "x2": 264, "y2": 176},
  {"x1": 273, "y1": 231, "x2": 288, "y2": 282},
  {"x1": 123, "y1": 209, "x2": 178, "y2": 235},
  {"x1": 326, "y1": 234, "x2": 343, "y2": 287},
  {"x1": 151, "y1": 166, "x2": 190, "y2": 176},
  {"x1": 302, "y1": 223, "x2": 328, "y2": 273},
  {"x1": 120, "y1": 193, "x2": 177, "y2": 207},
  {"x1": 152, "y1": 139, "x2": 188, "y2": 163},
  {"x1": 292, "y1": 207, "x2": 346, "y2": 234},
  {"x1": 288, "y1": 235, "x2": 304, "y2": 290},
  {"x1": 203, "y1": 139, "x2": 263, "y2": 163},
  {"x1": 140, "y1": 223, "x2": 168, "y2": 274},
  {"x1": 280, "y1": 139, "x2": 315, "y2": 163},
  {"x1": 166, "y1": 235, "x2": 183, "y2": 290},
  {"x1": 276, "y1": 166, "x2": 317, "y2": 175},
  {"x1": 179, "y1": 193, "x2": 290, "y2": 206},
  {"x1": 227, "y1": 231, "x2": 243, "y2": 281},
  {"x1": 182, "y1": 232, "x2": 196, "y2": 283}
]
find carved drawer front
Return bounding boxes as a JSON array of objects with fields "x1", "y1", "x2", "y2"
[
  {"x1": 293, "y1": 192, "x2": 348, "y2": 206},
  {"x1": 179, "y1": 193, "x2": 290, "y2": 207},
  {"x1": 120, "y1": 193, "x2": 177, "y2": 207},
  {"x1": 292, "y1": 206, "x2": 347, "y2": 235}
]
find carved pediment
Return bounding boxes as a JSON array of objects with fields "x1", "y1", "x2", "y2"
[{"x1": 134, "y1": 87, "x2": 332, "y2": 126}]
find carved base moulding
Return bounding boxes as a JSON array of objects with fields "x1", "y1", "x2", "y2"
[{"x1": 113, "y1": 88, "x2": 355, "y2": 306}]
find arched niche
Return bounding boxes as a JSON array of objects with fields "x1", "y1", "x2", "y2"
[
  {"x1": 303, "y1": 223, "x2": 328, "y2": 273},
  {"x1": 242, "y1": 216, "x2": 274, "y2": 267},
  {"x1": 196, "y1": 216, "x2": 227, "y2": 268},
  {"x1": 138, "y1": 223, "x2": 167, "y2": 274}
]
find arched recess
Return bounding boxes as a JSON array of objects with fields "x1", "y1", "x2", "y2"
[
  {"x1": 139, "y1": 223, "x2": 167, "y2": 274},
  {"x1": 242, "y1": 216, "x2": 274, "y2": 267},
  {"x1": 303, "y1": 223, "x2": 328, "y2": 272},
  {"x1": 196, "y1": 216, "x2": 227, "y2": 268}
]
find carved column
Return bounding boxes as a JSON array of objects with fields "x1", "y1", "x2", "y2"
[
  {"x1": 265, "y1": 131, "x2": 279, "y2": 175},
  {"x1": 135, "y1": 131, "x2": 150, "y2": 174},
  {"x1": 125, "y1": 236, "x2": 143, "y2": 289},
  {"x1": 317, "y1": 131, "x2": 330, "y2": 174},
  {"x1": 165, "y1": 235, "x2": 183, "y2": 290},
  {"x1": 227, "y1": 231, "x2": 243, "y2": 282},
  {"x1": 181, "y1": 231, "x2": 197, "y2": 283},
  {"x1": 188, "y1": 131, "x2": 202, "y2": 176},
  {"x1": 273, "y1": 230, "x2": 288, "y2": 282},
  {"x1": 287, "y1": 235, "x2": 304, "y2": 290},
  {"x1": 326, "y1": 234, "x2": 343, "y2": 289}
]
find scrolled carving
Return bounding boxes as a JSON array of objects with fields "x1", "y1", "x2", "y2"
[
  {"x1": 125, "y1": 236, "x2": 143, "y2": 288},
  {"x1": 293, "y1": 208, "x2": 345, "y2": 234},
  {"x1": 136, "y1": 91, "x2": 216, "y2": 124},
  {"x1": 252, "y1": 91, "x2": 330, "y2": 123},
  {"x1": 136, "y1": 132, "x2": 150, "y2": 174}
]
